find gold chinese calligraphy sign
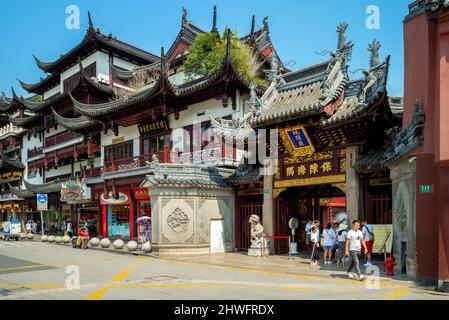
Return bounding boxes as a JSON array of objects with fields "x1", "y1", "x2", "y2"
[
  {"x1": 274, "y1": 174, "x2": 346, "y2": 188},
  {"x1": 280, "y1": 125, "x2": 315, "y2": 158}
]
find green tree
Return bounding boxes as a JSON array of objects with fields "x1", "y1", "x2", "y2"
[{"x1": 184, "y1": 30, "x2": 267, "y2": 86}]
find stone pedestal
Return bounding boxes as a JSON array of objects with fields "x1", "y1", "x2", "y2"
[
  {"x1": 248, "y1": 247, "x2": 270, "y2": 256},
  {"x1": 389, "y1": 158, "x2": 417, "y2": 280},
  {"x1": 141, "y1": 164, "x2": 235, "y2": 256}
]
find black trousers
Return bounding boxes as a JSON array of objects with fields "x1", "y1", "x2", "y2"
[{"x1": 311, "y1": 244, "x2": 320, "y2": 261}]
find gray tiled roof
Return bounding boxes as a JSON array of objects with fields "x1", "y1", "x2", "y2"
[
  {"x1": 23, "y1": 178, "x2": 63, "y2": 194},
  {"x1": 252, "y1": 80, "x2": 324, "y2": 126},
  {"x1": 52, "y1": 108, "x2": 99, "y2": 131},
  {"x1": 141, "y1": 163, "x2": 233, "y2": 189},
  {"x1": 9, "y1": 184, "x2": 34, "y2": 198}
]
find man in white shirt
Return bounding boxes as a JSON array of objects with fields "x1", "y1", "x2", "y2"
[
  {"x1": 345, "y1": 220, "x2": 368, "y2": 280},
  {"x1": 361, "y1": 220, "x2": 375, "y2": 267}
]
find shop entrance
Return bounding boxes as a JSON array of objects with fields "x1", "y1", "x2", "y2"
[
  {"x1": 109, "y1": 204, "x2": 130, "y2": 239},
  {"x1": 274, "y1": 185, "x2": 346, "y2": 254}
]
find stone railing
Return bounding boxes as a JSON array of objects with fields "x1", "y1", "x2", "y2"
[
  {"x1": 0, "y1": 124, "x2": 23, "y2": 138},
  {"x1": 179, "y1": 143, "x2": 236, "y2": 165}
]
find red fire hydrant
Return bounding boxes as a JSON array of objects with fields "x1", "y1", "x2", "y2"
[{"x1": 384, "y1": 256, "x2": 397, "y2": 276}]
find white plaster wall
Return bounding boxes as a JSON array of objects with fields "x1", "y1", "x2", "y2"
[
  {"x1": 112, "y1": 56, "x2": 141, "y2": 71},
  {"x1": 168, "y1": 71, "x2": 186, "y2": 86},
  {"x1": 58, "y1": 51, "x2": 111, "y2": 93},
  {"x1": 21, "y1": 135, "x2": 43, "y2": 162},
  {"x1": 43, "y1": 85, "x2": 61, "y2": 100},
  {"x1": 169, "y1": 94, "x2": 245, "y2": 162}
]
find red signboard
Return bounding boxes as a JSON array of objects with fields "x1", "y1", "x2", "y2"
[{"x1": 133, "y1": 187, "x2": 150, "y2": 200}]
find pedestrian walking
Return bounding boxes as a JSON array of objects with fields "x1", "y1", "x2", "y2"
[
  {"x1": 322, "y1": 223, "x2": 336, "y2": 265},
  {"x1": 305, "y1": 220, "x2": 313, "y2": 254},
  {"x1": 26, "y1": 220, "x2": 32, "y2": 234},
  {"x1": 345, "y1": 220, "x2": 368, "y2": 280},
  {"x1": 310, "y1": 225, "x2": 320, "y2": 265},
  {"x1": 67, "y1": 220, "x2": 73, "y2": 238},
  {"x1": 145, "y1": 221, "x2": 152, "y2": 242},
  {"x1": 361, "y1": 219, "x2": 375, "y2": 267},
  {"x1": 336, "y1": 228, "x2": 348, "y2": 266},
  {"x1": 138, "y1": 222, "x2": 146, "y2": 244}
]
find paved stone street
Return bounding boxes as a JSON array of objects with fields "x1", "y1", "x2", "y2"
[{"x1": 0, "y1": 240, "x2": 448, "y2": 300}]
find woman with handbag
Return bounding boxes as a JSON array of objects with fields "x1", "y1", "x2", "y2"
[{"x1": 322, "y1": 223, "x2": 336, "y2": 265}]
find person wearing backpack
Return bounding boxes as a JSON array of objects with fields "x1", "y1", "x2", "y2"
[
  {"x1": 361, "y1": 219, "x2": 375, "y2": 267},
  {"x1": 322, "y1": 223, "x2": 336, "y2": 265}
]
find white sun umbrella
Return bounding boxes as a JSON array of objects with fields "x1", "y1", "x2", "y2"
[{"x1": 136, "y1": 216, "x2": 152, "y2": 223}]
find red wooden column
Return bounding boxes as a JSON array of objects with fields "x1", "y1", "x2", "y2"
[
  {"x1": 129, "y1": 195, "x2": 134, "y2": 241},
  {"x1": 163, "y1": 144, "x2": 170, "y2": 163},
  {"x1": 101, "y1": 204, "x2": 108, "y2": 238}
]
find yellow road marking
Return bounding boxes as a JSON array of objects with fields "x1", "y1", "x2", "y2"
[
  {"x1": 386, "y1": 289, "x2": 411, "y2": 300},
  {"x1": 160, "y1": 259, "x2": 402, "y2": 288},
  {"x1": 0, "y1": 284, "x2": 66, "y2": 289},
  {"x1": 0, "y1": 264, "x2": 56, "y2": 272},
  {"x1": 85, "y1": 257, "x2": 148, "y2": 300}
]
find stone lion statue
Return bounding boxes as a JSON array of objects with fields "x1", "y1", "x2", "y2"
[{"x1": 248, "y1": 215, "x2": 269, "y2": 255}]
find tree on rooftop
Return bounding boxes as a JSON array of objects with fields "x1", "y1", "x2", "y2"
[{"x1": 184, "y1": 29, "x2": 267, "y2": 86}]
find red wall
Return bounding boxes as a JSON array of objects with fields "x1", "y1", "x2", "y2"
[{"x1": 404, "y1": 10, "x2": 449, "y2": 285}]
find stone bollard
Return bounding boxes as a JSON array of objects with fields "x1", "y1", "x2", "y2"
[
  {"x1": 100, "y1": 238, "x2": 111, "y2": 248},
  {"x1": 89, "y1": 237, "x2": 100, "y2": 247},
  {"x1": 142, "y1": 241, "x2": 152, "y2": 253},
  {"x1": 126, "y1": 241, "x2": 138, "y2": 252},
  {"x1": 48, "y1": 236, "x2": 56, "y2": 243},
  {"x1": 113, "y1": 239, "x2": 125, "y2": 250},
  {"x1": 62, "y1": 235, "x2": 71, "y2": 244},
  {"x1": 20, "y1": 233, "x2": 27, "y2": 240},
  {"x1": 41, "y1": 235, "x2": 48, "y2": 242},
  {"x1": 26, "y1": 233, "x2": 34, "y2": 240},
  {"x1": 55, "y1": 236, "x2": 63, "y2": 244}
]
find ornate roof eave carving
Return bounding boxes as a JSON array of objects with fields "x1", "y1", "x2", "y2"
[
  {"x1": 71, "y1": 77, "x2": 162, "y2": 117},
  {"x1": 12, "y1": 73, "x2": 113, "y2": 113},
  {"x1": 321, "y1": 55, "x2": 391, "y2": 128},
  {"x1": 0, "y1": 154, "x2": 25, "y2": 170},
  {"x1": 8, "y1": 113, "x2": 41, "y2": 127},
  {"x1": 9, "y1": 184, "x2": 35, "y2": 199},
  {"x1": 23, "y1": 178, "x2": 64, "y2": 194},
  {"x1": 52, "y1": 108, "x2": 99, "y2": 131},
  {"x1": 406, "y1": 0, "x2": 449, "y2": 21},
  {"x1": 17, "y1": 74, "x2": 60, "y2": 95},
  {"x1": 0, "y1": 93, "x2": 13, "y2": 112},
  {"x1": 383, "y1": 99, "x2": 425, "y2": 165},
  {"x1": 32, "y1": 12, "x2": 159, "y2": 75}
]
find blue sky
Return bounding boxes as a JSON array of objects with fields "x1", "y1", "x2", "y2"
[{"x1": 0, "y1": 0, "x2": 410, "y2": 98}]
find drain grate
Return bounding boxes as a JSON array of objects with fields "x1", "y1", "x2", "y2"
[{"x1": 145, "y1": 275, "x2": 178, "y2": 281}]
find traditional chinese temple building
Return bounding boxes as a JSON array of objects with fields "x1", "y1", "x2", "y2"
[
  {"x1": 211, "y1": 23, "x2": 402, "y2": 253},
  {"x1": 1, "y1": 7, "x2": 405, "y2": 259}
]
